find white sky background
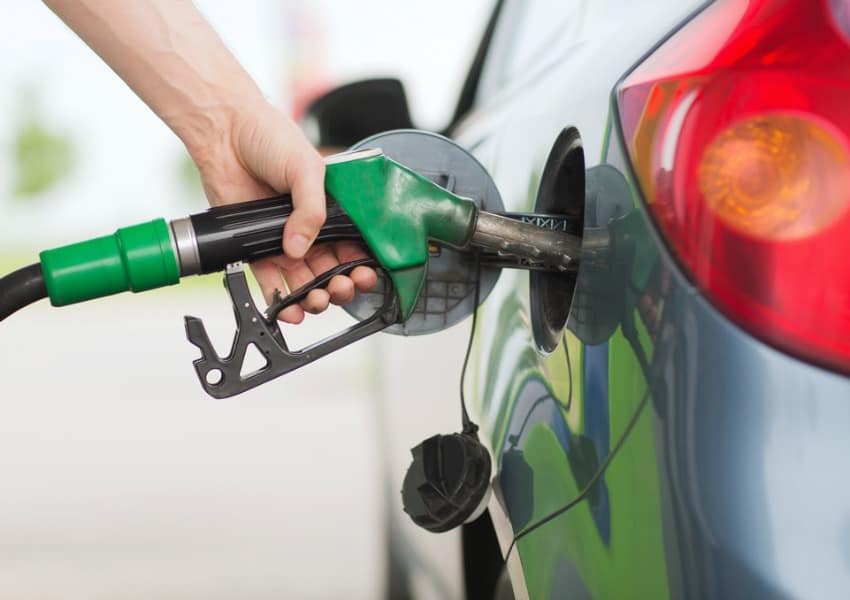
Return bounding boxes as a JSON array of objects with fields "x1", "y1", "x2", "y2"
[{"x1": 0, "y1": 0, "x2": 493, "y2": 248}]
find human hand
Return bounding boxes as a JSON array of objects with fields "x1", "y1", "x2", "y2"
[
  {"x1": 44, "y1": 1, "x2": 376, "y2": 322},
  {"x1": 192, "y1": 101, "x2": 376, "y2": 323}
]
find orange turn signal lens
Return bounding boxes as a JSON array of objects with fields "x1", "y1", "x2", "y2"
[{"x1": 698, "y1": 113, "x2": 850, "y2": 240}]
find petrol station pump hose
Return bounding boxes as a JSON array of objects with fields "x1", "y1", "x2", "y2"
[
  {"x1": 0, "y1": 196, "x2": 356, "y2": 322},
  {"x1": 0, "y1": 131, "x2": 591, "y2": 539},
  {"x1": 0, "y1": 263, "x2": 48, "y2": 321},
  {"x1": 0, "y1": 145, "x2": 579, "y2": 324},
  {"x1": 0, "y1": 128, "x2": 660, "y2": 550},
  {"x1": 0, "y1": 147, "x2": 462, "y2": 322},
  {"x1": 0, "y1": 135, "x2": 582, "y2": 399}
]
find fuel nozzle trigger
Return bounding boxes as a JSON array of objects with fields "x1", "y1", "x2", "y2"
[{"x1": 185, "y1": 260, "x2": 398, "y2": 399}]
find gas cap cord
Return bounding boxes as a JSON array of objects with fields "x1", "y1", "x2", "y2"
[{"x1": 459, "y1": 251, "x2": 482, "y2": 435}]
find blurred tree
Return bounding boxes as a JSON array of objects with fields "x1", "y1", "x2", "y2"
[{"x1": 12, "y1": 90, "x2": 74, "y2": 199}]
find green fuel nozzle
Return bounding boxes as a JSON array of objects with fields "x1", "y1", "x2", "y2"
[
  {"x1": 38, "y1": 148, "x2": 480, "y2": 320},
  {"x1": 2, "y1": 133, "x2": 582, "y2": 397},
  {"x1": 37, "y1": 148, "x2": 579, "y2": 320}
]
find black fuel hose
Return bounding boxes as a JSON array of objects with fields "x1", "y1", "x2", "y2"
[{"x1": 0, "y1": 263, "x2": 47, "y2": 322}]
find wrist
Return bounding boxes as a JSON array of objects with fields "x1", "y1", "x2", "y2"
[{"x1": 174, "y1": 91, "x2": 268, "y2": 171}]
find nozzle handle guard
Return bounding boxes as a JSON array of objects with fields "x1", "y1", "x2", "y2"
[{"x1": 185, "y1": 261, "x2": 398, "y2": 399}]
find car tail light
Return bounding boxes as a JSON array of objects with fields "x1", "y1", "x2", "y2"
[{"x1": 617, "y1": 0, "x2": 850, "y2": 374}]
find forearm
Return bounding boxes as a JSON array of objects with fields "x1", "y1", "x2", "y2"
[
  {"x1": 44, "y1": 0, "x2": 338, "y2": 294},
  {"x1": 43, "y1": 0, "x2": 265, "y2": 162}
]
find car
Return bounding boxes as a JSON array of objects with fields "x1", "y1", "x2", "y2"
[{"x1": 307, "y1": 0, "x2": 850, "y2": 598}]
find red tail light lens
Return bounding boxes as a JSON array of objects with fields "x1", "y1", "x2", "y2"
[{"x1": 618, "y1": 0, "x2": 850, "y2": 374}]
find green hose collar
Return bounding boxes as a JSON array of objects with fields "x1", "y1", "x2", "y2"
[{"x1": 40, "y1": 219, "x2": 180, "y2": 307}]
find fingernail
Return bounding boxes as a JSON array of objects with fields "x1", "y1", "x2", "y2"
[{"x1": 287, "y1": 234, "x2": 309, "y2": 258}]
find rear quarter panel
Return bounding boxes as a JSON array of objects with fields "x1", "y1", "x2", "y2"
[{"x1": 452, "y1": 0, "x2": 704, "y2": 597}]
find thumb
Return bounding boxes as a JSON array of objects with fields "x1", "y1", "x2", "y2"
[
  {"x1": 234, "y1": 107, "x2": 327, "y2": 260},
  {"x1": 282, "y1": 149, "x2": 326, "y2": 259}
]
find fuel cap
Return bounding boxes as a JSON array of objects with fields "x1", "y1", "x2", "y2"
[{"x1": 401, "y1": 432, "x2": 492, "y2": 533}]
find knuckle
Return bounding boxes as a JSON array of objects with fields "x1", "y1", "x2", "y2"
[
  {"x1": 310, "y1": 155, "x2": 326, "y2": 177},
  {"x1": 306, "y1": 247, "x2": 335, "y2": 266},
  {"x1": 280, "y1": 305, "x2": 304, "y2": 324},
  {"x1": 299, "y1": 208, "x2": 326, "y2": 231},
  {"x1": 329, "y1": 276, "x2": 355, "y2": 304},
  {"x1": 294, "y1": 153, "x2": 324, "y2": 182},
  {"x1": 302, "y1": 289, "x2": 329, "y2": 313},
  {"x1": 352, "y1": 266, "x2": 378, "y2": 291}
]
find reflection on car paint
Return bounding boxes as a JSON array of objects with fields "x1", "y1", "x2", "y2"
[
  {"x1": 473, "y1": 132, "x2": 673, "y2": 597},
  {"x1": 479, "y1": 98, "x2": 850, "y2": 597}
]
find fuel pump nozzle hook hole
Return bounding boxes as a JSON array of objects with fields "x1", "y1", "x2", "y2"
[{"x1": 185, "y1": 259, "x2": 399, "y2": 399}]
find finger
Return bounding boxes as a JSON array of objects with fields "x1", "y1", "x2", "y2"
[
  {"x1": 350, "y1": 266, "x2": 378, "y2": 292},
  {"x1": 327, "y1": 275, "x2": 355, "y2": 305},
  {"x1": 279, "y1": 304, "x2": 305, "y2": 324},
  {"x1": 304, "y1": 244, "x2": 339, "y2": 274},
  {"x1": 251, "y1": 259, "x2": 306, "y2": 323},
  {"x1": 280, "y1": 258, "x2": 330, "y2": 314},
  {"x1": 251, "y1": 259, "x2": 286, "y2": 306},
  {"x1": 335, "y1": 242, "x2": 378, "y2": 292},
  {"x1": 284, "y1": 153, "x2": 326, "y2": 259},
  {"x1": 303, "y1": 289, "x2": 331, "y2": 314},
  {"x1": 305, "y1": 245, "x2": 354, "y2": 305},
  {"x1": 232, "y1": 109, "x2": 326, "y2": 260}
]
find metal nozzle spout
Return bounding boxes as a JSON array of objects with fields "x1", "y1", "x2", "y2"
[{"x1": 469, "y1": 211, "x2": 582, "y2": 271}]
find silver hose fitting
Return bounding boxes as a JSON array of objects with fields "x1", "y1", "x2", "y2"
[
  {"x1": 169, "y1": 217, "x2": 202, "y2": 276},
  {"x1": 469, "y1": 211, "x2": 581, "y2": 271}
]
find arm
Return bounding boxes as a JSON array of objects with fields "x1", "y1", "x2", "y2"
[{"x1": 43, "y1": 0, "x2": 375, "y2": 322}]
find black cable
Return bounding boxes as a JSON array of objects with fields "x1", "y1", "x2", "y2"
[
  {"x1": 505, "y1": 382, "x2": 652, "y2": 559},
  {"x1": 507, "y1": 393, "x2": 554, "y2": 448},
  {"x1": 460, "y1": 251, "x2": 483, "y2": 434},
  {"x1": 502, "y1": 289, "x2": 673, "y2": 563},
  {"x1": 0, "y1": 263, "x2": 47, "y2": 322}
]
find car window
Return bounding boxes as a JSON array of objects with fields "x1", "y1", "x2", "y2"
[{"x1": 476, "y1": 0, "x2": 583, "y2": 102}]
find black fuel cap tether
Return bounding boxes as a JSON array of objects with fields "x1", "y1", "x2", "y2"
[
  {"x1": 401, "y1": 242, "x2": 491, "y2": 534},
  {"x1": 401, "y1": 430, "x2": 492, "y2": 533}
]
